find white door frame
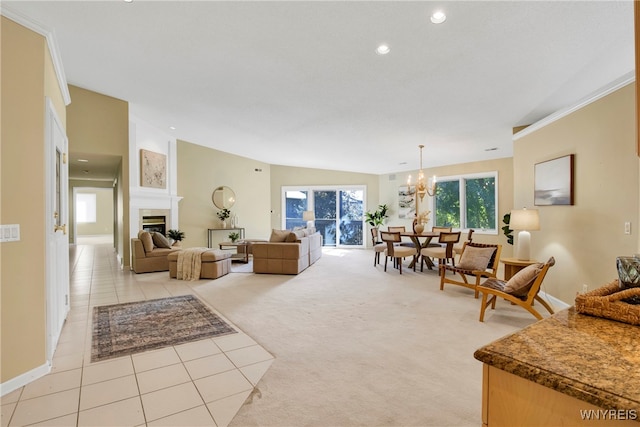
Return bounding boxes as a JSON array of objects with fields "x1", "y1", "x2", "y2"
[{"x1": 44, "y1": 97, "x2": 70, "y2": 362}]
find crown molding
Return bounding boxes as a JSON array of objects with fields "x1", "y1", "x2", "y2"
[
  {"x1": 514, "y1": 71, "x2": 635, "y2": 141},
  {"x1": 1, "y1": 6, "x2": 71, "y2": 105}
]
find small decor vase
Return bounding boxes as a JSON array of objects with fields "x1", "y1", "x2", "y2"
[
  {"x1": 616, "y1": 256, "x2": 640, "y2": 289},
  {"x1": 221, "y1": 220, "x2": 227, "y2": 229},
  {"x1": 414, "y1": 223, "x2": 425, "y2": 234}
]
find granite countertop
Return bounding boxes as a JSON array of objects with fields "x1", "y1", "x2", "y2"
[{"x1": 474, "y1": 307, "x2": 640, "y2": 412}]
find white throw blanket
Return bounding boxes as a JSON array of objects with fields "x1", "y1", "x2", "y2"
[{"x1": 176, "y1": 247, "x2": 209, "y2": 280}]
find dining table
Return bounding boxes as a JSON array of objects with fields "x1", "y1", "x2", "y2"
[{"x1": 400, "y1": 231, "x2": 440, "y2": 270}]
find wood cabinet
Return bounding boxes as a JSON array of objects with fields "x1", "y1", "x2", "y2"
[{"x1": 481, "y1": 365, "x2": 639, "y2": 427}]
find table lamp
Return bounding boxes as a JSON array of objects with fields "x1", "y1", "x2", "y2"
[
  {"x1": 303, "y1": 211, "x2": 315, "y2": 229},
  {"x1": 510, "y1": 208, "x2": 540, "y2": 261}
]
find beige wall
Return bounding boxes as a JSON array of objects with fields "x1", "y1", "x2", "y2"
[
  {"x1": 177, "y1": 140, "x2": 272, "y2": 248},
  {"x1": 514, "y1": 83, "x2": 638, "y2": 304},
  {"x1": 1, "y1": 17, "x2": 65, "y2": 382},
  {"x1": 378, "y1": 157, "x2": 514, "y2": 249},
  {"x1": 270, "y1": 165, "x2": 380, "y2": 231},
  {"x1": 67, "y1": 86, "x2": 129, "y2": 266},
  {"x1": 74, "y1": 187, "x2": 114, "y2": 236}
]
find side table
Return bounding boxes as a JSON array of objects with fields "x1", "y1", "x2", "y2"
[
  {"x1": 219, "y1": 241, "x2": 249, "y2": 263},
  {"x1": 500, "y1": 257, "x2": 538, "y2": 281}
]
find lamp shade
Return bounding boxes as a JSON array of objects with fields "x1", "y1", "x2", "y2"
[
  {"x1": 303, "y1": 211, "x2": 315, "y2": 221},
  {"x1": 510, "y1": 209, "x2": 540, "y2": 231}
]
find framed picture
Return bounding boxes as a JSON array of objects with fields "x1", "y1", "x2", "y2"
[
  {"x1": 140, "y1": 149, "x2": 167, "y2": 189},
  {"x1": 534, "y1": 154, "x2": 574, "y2": 206},
  {"x1": 398, "y1": 185, "x2": 416, "y2": 218}
]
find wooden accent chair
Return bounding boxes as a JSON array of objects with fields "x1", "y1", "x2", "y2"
[
  {"x1": 439, "y1": 242, "x2": 502, "y2": 298},
  {"x1": 371, "y1": 228, "x2": 386, "y2": 266},
  {"x1": 420, "y1": 231, "x2": 461, "y2": 271},
  {"x1": 478, "y1": 257, "x2": 556, "y2": 322},
  {"x1": 380, "y1": 231, "x2": 417, "y2": 274}
]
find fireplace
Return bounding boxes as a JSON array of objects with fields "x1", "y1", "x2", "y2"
[{"x1": 142, "y1": 215, "x2": 166, "y2": 235}]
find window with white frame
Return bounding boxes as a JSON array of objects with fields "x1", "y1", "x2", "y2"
[
  {"x1": 75, "y1": 193, "x2": 97, "y2": 223},
  {"x1": 282, "y1": 186, "x2": 365, "y2": 247},
  {"x1": 433, "y1": 172, "x2": 498, "y2": 233}
]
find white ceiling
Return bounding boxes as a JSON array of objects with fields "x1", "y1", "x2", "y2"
[{"x1": 5, "y1": 1, "x2": 636, "y2": 176}]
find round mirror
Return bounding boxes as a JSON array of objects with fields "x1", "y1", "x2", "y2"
[{"x1": 212, "y1": 186, "x2": 236, "y2": 209}]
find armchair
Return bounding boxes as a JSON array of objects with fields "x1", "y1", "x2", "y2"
[
  {"x1": 478, "y1": 257, "x2": 556, "y2": 322},
  {"x1": 439, "y1": 242, "x2": 502, "y2": 298}
]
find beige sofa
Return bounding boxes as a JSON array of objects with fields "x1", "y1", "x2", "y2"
[
  {"x1": 252, "y1": 228, "x2": 322, "y2": 274},
  {"x1": 131, "y1": 231, "x2": 181, "y2": 273}
]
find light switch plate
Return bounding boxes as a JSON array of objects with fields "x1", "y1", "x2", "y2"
[
  {"x1": 625, "y1": 222, "x2": 631, "y2": 235},
  {"x1": 0, "y1": 224, "x2": 20, "y2": 242}
]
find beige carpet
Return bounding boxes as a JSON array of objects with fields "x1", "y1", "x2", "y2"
[{"x1": 190, "y1": 248, "x2": 551, "y2": 426}]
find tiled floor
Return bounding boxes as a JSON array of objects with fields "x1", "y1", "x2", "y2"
[{"x1": 1, "y1": 242, "x2": 273, "y2": 427}]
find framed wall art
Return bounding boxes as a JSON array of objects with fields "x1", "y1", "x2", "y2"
[
  {"x1": 140, "y1": 149, "x2": 167, "y2": 189},
  {"x1": 534, "y1": 154, "x2": 574, "y2": 206},
  {"x1": 398, "y1": 185, "x2": 416, "y2": 218}
]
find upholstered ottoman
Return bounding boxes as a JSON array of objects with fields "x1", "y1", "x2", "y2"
[{"x1": 168, "y1": 249, "x2": 232, "y2": 279}]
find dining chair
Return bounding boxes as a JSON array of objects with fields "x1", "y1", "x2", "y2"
[
  {"x1": 453, "y1": 229, "x2": 474, "y2": 255},
  {"x1": 427, "y1": 226, "x2": 453, "y2": 247},
  {"x1": 380, "y1": 231, "x2": 417, "y2": 274},
  {"x1": 371, "y1": 228, "x2": 386, "y2": 266},
  {"x1": 387, "y1": 226, "x2": 414, "y2": 248},
  {"x1": 420, "y1": 231, "x2": 461, "y2": 271},
  {"x1": 439, "y1": 242, "x2": 502, "y2": 298},
  {"x1": 477, "y1": 257, "x2": 556, "y2": 322}
]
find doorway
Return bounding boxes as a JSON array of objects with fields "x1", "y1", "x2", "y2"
[{"x1": 73, "y1": 187, "x2": 115, "y2": 245}]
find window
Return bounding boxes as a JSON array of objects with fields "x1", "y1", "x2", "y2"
[
  {"x1": 434, "y1": 172, "x2": 497, "y2": 233},
  {"x1": 282, "y1": 186, "x2": 365, "y2": 247},
  {"x1": 76, "y1": 193, "x2": 97, "y2": 223}
]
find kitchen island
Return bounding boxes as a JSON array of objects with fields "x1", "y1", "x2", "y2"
[{"x1": 474, "y1": 307, "x2": 640, "y2": 426}]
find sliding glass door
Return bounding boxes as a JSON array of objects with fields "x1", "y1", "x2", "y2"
[{"x1": 282, "y1": 186, "x2": 365, "y2": 247}]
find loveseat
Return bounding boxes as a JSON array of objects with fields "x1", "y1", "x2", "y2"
[
  {"x1": 252, "y1": 228, "x2": 322, "y2": 274},
  {"x1": 131, "y1": 230, "x2": 181, "y2": 273}
]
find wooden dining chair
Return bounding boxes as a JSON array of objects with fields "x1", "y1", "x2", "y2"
[
  {"x1": 420, "y1": 231, "x2": 461, "y2": 271},
  {"x1": 380, "y1": 231, "x2": 417, "y2": 274},
  {"x1": 388, "y1": 226, "x2": 414, "y2": 248},
  {"x1": 427, "y1": 226, "x2": 453, "y2": 247},
  {"x1": 371, "y1": 228, "x2": 386, "y2": 266},
  {"x1": 477, "y1": 257, "x2": 556, "y2": 322},
  {"x1": 453, "y1": 229, "x2": 474, "y2": 255}
]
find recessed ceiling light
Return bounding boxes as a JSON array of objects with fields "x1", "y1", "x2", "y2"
[
  {"x1": 78, "y1": 159, "x2": 89, "y2": 162},
  {"x1": 169, "y1": 126, "x2": 176, "y2": 130},
  {"x1": 124, "y1": 0, "x2": 133, "y2": 3},
  {"x1": 485, "y1": 147, "x2": 498, "y2": 152},
  {"x1": 430, "y1": 11, "x2": 446, "y2": 24},
  {"x1": 376, "y1": 44, "x2": 390, "y2": 55}
]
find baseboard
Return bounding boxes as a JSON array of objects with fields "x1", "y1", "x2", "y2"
[
  {"x1": 0, "y1": 361, "x2": 51, "y2": 396},
  {"x1": 538, "y1": 291, "x2": 571, "y2": 311}
]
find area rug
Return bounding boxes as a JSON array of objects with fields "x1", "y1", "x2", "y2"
[{"x1": 91, "y1": 295, "x2": 236, "y2": 362}]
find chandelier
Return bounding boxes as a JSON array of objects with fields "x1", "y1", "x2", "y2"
[{"x1": 416, "y1": 144, "x2": 436, "y2": 202}]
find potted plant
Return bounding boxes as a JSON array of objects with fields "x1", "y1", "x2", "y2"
[
  {"x1": 228, "y1": 231, "x2": 240, "y2": 243},
  {"x1": 217, "y1": 208, "x2": 231, "y2": 228},
  {"x1": 502, "y1": 213, "x2": 513, "y2": 245},
  {"x1": 166, "y1": 229, "x2": 185, "y2": 247},
  {"x1": 365, "y1": 204, "x2": 389, "y2": 229}
]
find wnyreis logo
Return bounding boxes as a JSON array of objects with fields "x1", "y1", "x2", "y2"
[{"x1": 579, "y1": 409, "x2": 637, "y2": 421}]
